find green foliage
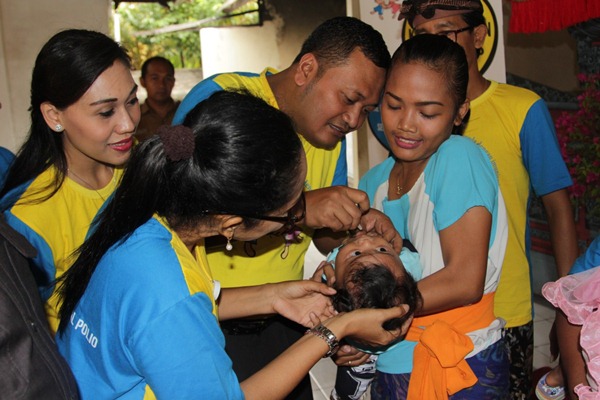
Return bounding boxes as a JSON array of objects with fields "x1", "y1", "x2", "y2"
[{"x1": 114, "y1": 0, "x2": 260, "y2": 70}]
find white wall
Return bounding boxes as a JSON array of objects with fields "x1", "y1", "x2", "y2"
[
  {"x1": 201, "y1": 22, "x2": 282, "y2": 77},
  {"x1": 0, "y1": 0, "x2": 111, "y2": 152},
  {"x1": 200, "y1": 0, "x2": 345, "y2": 78}
]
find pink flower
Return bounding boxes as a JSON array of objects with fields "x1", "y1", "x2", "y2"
[
  {"x1": 570, "y1": 183, "x2": 586, "y2": 198},
  {"x1": 587, "y1": 172, "x2": 599, "y2": 184},
  {"x1": 557, "y1": 73, "x2": 600, "y2": 220}
]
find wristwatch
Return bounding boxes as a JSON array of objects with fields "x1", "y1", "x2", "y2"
[{"x1": 306, "y1": 323, "x2": 340, "y2": 358}]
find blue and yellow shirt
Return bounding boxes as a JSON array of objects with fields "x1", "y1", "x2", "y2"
[
  {"x1": 56, "y1": 216, "x2": 240, "y2": 399},
  {"x1": 0, "y1": 166, "x2": 122, "y2": 332},
  {"x1": 174, "y1": 69, "x2": 348, "y2": 287},
  {"x1": 465, "y1": 81, "x2": 572, "y2": 328},
  {"x1": 359, "y1": 135, "x2": 508, "y2": 373}
]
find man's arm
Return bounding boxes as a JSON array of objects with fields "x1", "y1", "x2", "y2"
[
  {"x1": 309, "y1": 185, "x2": 401, "y2": 256},
  {"x1": 540, "y1": 188, "x2": 578, "y2": 277},
  {"x1": 305, "y1": 186, "x2": 369, "y2": 255}
]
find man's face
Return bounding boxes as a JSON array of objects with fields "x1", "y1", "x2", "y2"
[
  {"x1": 334, "y1": 231, "x2": 406, "y2": 290},
  {"x1": 140, "y1": 60, "x2": 175, "y2": 104},
  {"x1": 413, "y1": 15, "x2": 482, "y2": 70},
  {"x1": 294, "y1": 49, "x2": 386, "y2": 150}
]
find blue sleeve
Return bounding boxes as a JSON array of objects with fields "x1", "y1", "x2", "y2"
[
  {"x1": 132, "y1": 295, "x2": 244, "y2": 399},
  {"x1": 520, "y1": 99, "x2": 572, "y2": 196},
  {"x1": 427, "y1": 138, "x2": 498, "y2": 231},
  {"x1": 332, "y1": 139, "x2": 348, "y2": 186},
  {"x1": 0, "y1": 147, "x2": 15, "y2": 187},
  {"x1": 0, "y1": 180, "x2": 29, "y2": 211},
  {"x1": 570, "y1": 236, "x2": 600, "y2": 275},
  {"x1": 4, "y1": 211, "x2": 56, "y2": 301},
  {"x1": 172, "y1": 77, "x2": 224, "y2": 125}
]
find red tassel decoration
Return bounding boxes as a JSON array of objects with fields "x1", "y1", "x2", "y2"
[{"x1": 510, "y1": 0, "x2": 600, "y2": 33}]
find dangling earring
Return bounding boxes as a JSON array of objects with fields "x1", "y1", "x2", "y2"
[
  {"x1": 225, "y1": 228, "x2": 235, "y2": 251},
  {"x1": 54, "y1": 124, "x2": 64, "y2": 132}
]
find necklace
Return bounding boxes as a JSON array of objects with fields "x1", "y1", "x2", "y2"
[
  {"x1": 67, "y1": 167, "x2": 113, "y2": 201},
  {"x1": 396, "y1": 164, "x2": 405, "y2": 195}
]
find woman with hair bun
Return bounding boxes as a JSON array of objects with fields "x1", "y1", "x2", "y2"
[{"x1": 56, "y1": 90, "x2": 410, "y2": 400}]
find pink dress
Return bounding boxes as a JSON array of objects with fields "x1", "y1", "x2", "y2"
[{"x1": 543, "y1": 266, "x2": 600, "y2": 399}]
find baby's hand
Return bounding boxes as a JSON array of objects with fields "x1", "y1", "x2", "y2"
[
  {"x1": 311, "y1": 260, "x2": 336, "y2": 287},
  {"x1": 332, "y1": 345, "x2": 370, "y2": 366}
]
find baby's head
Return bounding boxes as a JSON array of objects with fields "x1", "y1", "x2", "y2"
[{"x1": 329, "y1": 231, "x2": 421, "y2": 330}]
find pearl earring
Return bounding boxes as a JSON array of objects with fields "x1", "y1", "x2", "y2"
[
  {"x1": 54, "y1": 124, "x2": 64, "y2": 132},
  {"x1": 225, "y1": 228, "x2": 235, "y2": 251}
]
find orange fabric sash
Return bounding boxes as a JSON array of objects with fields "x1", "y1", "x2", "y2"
[{"x1": 406, "y1": 292, "x2": 496, "y2": 400}]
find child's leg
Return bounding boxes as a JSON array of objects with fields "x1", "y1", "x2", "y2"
[
  {"x1": 331, "y1": 355, "x2": 378, "y2": 400},
  {"x1": 545, "y1": 366, "x2": 564, "y2": 387},
  {"x1": 535, "y1": 366, "x2": 565, "y2": 400}
]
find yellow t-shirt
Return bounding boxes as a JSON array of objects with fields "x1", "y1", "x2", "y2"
[
  {"x1": 3, "y1": 166, "x2": 123, "y2": 332},
  {"x1": 183, "y1": 69, "x2": 345, "y2": 287},
  {"x1": 465, "y1": 81, "x2": 572, "y2": 328}
]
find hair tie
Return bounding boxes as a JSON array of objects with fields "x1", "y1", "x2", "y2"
[{"x1": 157, "y1": 124, "x2": 195, "y2": 162}]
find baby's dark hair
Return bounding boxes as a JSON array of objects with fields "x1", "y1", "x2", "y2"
[{"x1": 333, "y1": 264, "x2": 421, "y2": 330}]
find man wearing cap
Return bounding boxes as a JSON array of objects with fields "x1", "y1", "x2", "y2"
[{"x1": 390, "y1": 1, "x2": 579, "y2": 398}]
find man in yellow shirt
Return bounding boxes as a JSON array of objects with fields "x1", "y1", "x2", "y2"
[{"x1": 174, "y1": 17, "x2": 396, "y2": 400}]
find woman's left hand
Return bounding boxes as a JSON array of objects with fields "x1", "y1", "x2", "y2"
[{"x1": 271, "y1": 280, "x2": 337, "y2": 327}]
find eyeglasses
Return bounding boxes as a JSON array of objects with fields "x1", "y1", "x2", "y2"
[
  {"x1": 434, "y1": 26, "x2": 474, "y2": 42},
  {"x1": 203, "y1": 192, "x2": 306, "y2": 233},
  {"x1": 242, "y1": 192, "x2": 306, "y2": 232}
]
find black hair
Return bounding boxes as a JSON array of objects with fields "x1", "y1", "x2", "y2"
[
  {"x1": 293, "y1": 16, "x2": 390, "y2": 71},
  {"x1": 461, "y1": 11, "x2": 487, "y2": 57},
  {"x1": 57, "y1": 90, "x2": 304, "y2": 333},
  {"x1": 333, "y1": 265, "x2": 422, "y2": 330},
  {"x1": 0, "y1": 29, "x2": 131, "y2": 204},
  {"x1": 391, "y1": 34, "x2": 470, "y2": 133},
  {"x1": 461, "y1": 10, "x2": 486, "y2": 32},
  {"x1": 141, "y1": 56, "x2": 175, "y2": 78}
]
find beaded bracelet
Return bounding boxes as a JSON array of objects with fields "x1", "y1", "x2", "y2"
[{"x1": 305, "y1": 323, "x2": 340, "y2": 358}]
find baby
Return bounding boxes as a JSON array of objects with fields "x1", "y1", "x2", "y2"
[
  {"x1": 320, "y1": 231, "x2": 423, "y2": 400},
  {"x1": 321, "y1": 231, "x2": 422, "y2": 341}
]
